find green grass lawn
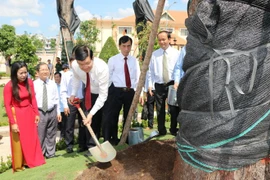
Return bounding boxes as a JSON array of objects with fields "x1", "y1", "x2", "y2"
[
  {"x1": 0, "y1": 125, "x2": 175, "y2": 180},
  {"x1": 0, "y1": 85, "x2": 175, "y2": 179}
]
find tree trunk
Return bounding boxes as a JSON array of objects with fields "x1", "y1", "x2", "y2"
[
  {"x1": 188, "y1": 0, "x2": 202, "y2": 16},
  {"x1": 119, "y1": 0, "x2": 166, "y2": 145},
  {"x1": 173, "y1": 0, "x2": 270, "y2": 179},
  {"x1": 173, "y1": 152, "x2": 270, "y2": 179},
  {"x1": 57, "y1": 0, "x2": 74, "y2": 64}
]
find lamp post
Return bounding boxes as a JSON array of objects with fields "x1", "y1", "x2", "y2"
[{"x1": 166, "y1": 1, "x2": 177, "y2": 29}]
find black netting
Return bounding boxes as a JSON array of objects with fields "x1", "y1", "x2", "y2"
[{"x1": 177, "y1": 0, "x2": 270, "y2": 172}]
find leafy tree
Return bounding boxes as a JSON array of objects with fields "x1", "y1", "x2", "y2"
[
  {"x1": 30, "y1": 35, "x2": 44, "y2": 50},
  {"x1": 136, "y1": 22, "x2": 159, "y2": 60},
  {"x1": 13, "y1": 35, "x2": 39, "y2": 77},
  {"x1": 0, "y1": 24, "x2": 16, "y2": 59},
  {"x1": 99, "y1": 37, "x2": 119, "y2": 63},
  {"x1": 76, "y1": 20, "x2": 100, "y2": 51},
  {"x1": 50, "y1": 38, "x2": 56, "y2": 50}
]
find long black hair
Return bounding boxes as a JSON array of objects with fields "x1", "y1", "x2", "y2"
[{"x1": 10, "y1": 61, "x2": 31, "y2": 102}]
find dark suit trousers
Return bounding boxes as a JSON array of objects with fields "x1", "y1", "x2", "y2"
[
  {"x1": 65, "y1": 101, "x2": 83, "y2": 149},
  {"x1": 154, "y1": 83, "x2": 168, "y2": 135},
  {"x1": 102, "y1": 84, "x2": 134, "y2": 142},
  {"x1": 147, "y1": 91, "x2": 155, "y2": 128},
  {"x1": 169, "y1": 105, "x2": 180, "y2": 133},
  {"x1": 84, "y1": 93, "x2": 103, "y2": 148},
  {"x1": 58, "y1": 112, "x2": 67, "y2": 139}
]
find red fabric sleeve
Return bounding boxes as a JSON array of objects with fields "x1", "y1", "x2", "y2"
[
  {"x1": 3, "y1": 81, "x2": 16, "y2": 125},
  {"x1": 28, "y1": 79, "x2": 39, "y2": 116}
]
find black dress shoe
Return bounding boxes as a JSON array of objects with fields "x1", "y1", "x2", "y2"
[
  {"x1": 84, "y1": 151, "x2": 92, "y2": 157},
  {"x1": 158, "y1": 131, "x2": 167, "y2": 136},
  {"x1": 170, "y1": 132, "x2": 177, "y2": 136},
  {"x1": 109, "y1": 138, "x2": 120, "y2": 146},
  {"x1": 46, "y1": 154, "x2": 60, "y2": 159},
  {"x1": 77, "y1": 147, "x2": 88, "y2": 153},
  {"x1": 66, "y1": 148, "x2": 74, "y2": 153}
]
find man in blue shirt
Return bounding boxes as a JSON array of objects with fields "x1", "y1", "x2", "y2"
[{"x1": 173, "y1": 46, "x2": 186, "y2": 90}]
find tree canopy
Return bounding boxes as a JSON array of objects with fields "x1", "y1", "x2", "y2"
[
  {"x1": 0, "y1": 24, "x2": 42, "y2": 77},
  {"x1": 14, "y1": 34, "x2": 39, "y2": 77},
  {"x1": 76, "y1": 20, "x2": 100, "y2": 51},
  {"x1": 0, "y1": 24, "x2": 16, "y2": 58},
  {"x1": 136, "y1": 22, "x2": 159, "y2": 60}
]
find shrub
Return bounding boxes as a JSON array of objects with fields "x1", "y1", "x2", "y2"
[
  {"x1": 141, "y1": 120, "x2": 148, "y2": 128},
  {"x1": 0, "y1": 72, "x2": 8, "y2": 79},
  {"x1": 99, "y1": 37, "x2": 119, "y2": 63},
  {"x1": 55, "y1": 135, "x2": 78, "y2": 151},
  {"x1": 56, "y1": 138, "x2": 66, "y2": 151},
  {"x1": 0, "y1": 156, "x2": 12, "y2": 174}
]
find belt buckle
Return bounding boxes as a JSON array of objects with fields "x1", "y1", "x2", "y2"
[{"x1": 123, "y1": 87, "x2": 130, "y2": 92}]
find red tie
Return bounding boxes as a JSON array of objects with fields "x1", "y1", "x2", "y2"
[
  {"x1": 85, "y1": 73, "x2": 92, "y2": 110},
  {"x1": 124, "y1": 57, "x2": 131, "y2": 88}
]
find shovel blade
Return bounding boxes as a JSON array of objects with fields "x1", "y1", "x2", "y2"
[{"x1": 89, "y1": 141, "x2": 117, "y2": 163}]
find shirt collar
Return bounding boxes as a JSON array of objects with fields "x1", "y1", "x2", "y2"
[{"x1": 120, "y1": 53, "x2": 129, "y2": 60}]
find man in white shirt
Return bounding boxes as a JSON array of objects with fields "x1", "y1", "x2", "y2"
[
  {"x1": 69, "y1": 45, "x2": 109, "y2": 156},
  {"x1": 54, "y1": 72, "x2": 66, "y2": 140},
  {"x1": 60, "y1": 61, "x2": 85, "y2": 153},
  {"x1": 34, "y1": 62, "x2": 61, "y2": 158},
  {"x1": 148, "y1": 31, "x2": 180, "y2": 136},
  {"x1": 104, "y1": 35, "x2": 140, "y2": 145},
  {"x1": 47, "y1": 59, "x2": 53, "y2": 79},
  {"x1": 143, "y1": 71, "x2": 155, "y2": 129}
]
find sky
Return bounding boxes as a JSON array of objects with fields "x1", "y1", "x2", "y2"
[{"x1": 0, "y1": 0, "x2": 188, "y2": 38}]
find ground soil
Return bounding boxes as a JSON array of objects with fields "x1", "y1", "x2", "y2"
[{"x1": 76, "y1": 139, "x2": 177, "y2": 180}]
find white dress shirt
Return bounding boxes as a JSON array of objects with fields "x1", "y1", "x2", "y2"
[
  {"x1": 173, "y1": 46, "x2": 186, "y2": 83},
  {"x1": 148, "y1": 46, "x2": 179, "y2": 88},
  {"x1": 144, "y1": 71, "x2": 155, "y2": 92},
  {"x1": 71, "y1": 57, "x2": 109, "y2": 116},
  {"x1": 108, "y1": 53, "x2": 140, "y2": 89},
  {"x1": 34, "y1": 78, "x2": 60, "y2": 115},
  {"x1": 60, "y1": 70, "x2": 84, "y2": 108}
]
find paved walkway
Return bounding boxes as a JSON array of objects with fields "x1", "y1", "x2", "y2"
[{"x1": 0, "y1": 77, "x2": 10, "y2": 161}]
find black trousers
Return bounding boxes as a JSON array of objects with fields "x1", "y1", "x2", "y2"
[
  {"x1": 147, "y1": 90, "x2": 155, "y2": 128},
  {"x1": 169, "y1": 105, "x2": 180, "y2": 134},
  {"x1": 65, "y1": 101, "x2": 84, "y2": 149},
  {"x1": 84, "y1": 93, "x2": 103, "y2": 148},
  {"x1": 102, "y1": 84, "x2": 134, "y2": 143},
  {"x1": 154, "y1": 83, "x2": 179, "y2": 135},
  {"x1": 58, "y1": 112, "x2": 67, "y2": 139}
]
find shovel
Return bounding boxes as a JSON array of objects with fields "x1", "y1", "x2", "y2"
[
  {"x1": 72, "y1": 98, "x2": 116, "y2": 163},
  {"x1": 144, "y1": 130, "x2": 159, "y2": 142}
]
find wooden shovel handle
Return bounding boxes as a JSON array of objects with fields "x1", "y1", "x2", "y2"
[{"x1": 77, "y1": 107, "x2": 102, "y2": 148}]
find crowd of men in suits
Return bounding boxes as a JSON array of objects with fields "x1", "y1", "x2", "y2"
[{"x1": 33, "y1": 31, "x2": 185, "y2": 158}]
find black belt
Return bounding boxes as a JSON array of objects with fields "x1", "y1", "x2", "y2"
[
  {"x1": 115, "y1": 87, "x2": 134, "y2": 92},
  {"x1": 38, "y1": 106, "x2": 56, "y2": 114},
  {"x1": 155, "y1": 83, "x2": 166, "y2": 87},
  {"x1": 155, "y1": 80, "x2": 175, "y2": 87}
]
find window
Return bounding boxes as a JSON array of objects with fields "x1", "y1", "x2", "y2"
[
  {"x1": 118, "y1": 27, "x2": 132, "y2": 35},
  {"x1": 180, "y1": 28, "x2": 188, "y2": 36}
]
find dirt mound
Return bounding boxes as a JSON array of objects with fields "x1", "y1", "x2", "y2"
[{"x1": 76, "y1": 139, "x2": 177, "y2": 180}]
